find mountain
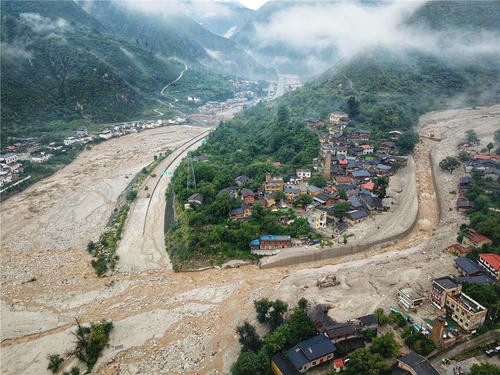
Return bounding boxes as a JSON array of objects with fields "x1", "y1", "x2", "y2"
[
  {"x1": 174, "y1": 1, "x2": 255, "y2": 38},
  {"x1": 0, "y1": 0, "x2": 190, "y2": 137},
  {"x1": 78, "y1": 0, "x2": 272, "y2": 79}
]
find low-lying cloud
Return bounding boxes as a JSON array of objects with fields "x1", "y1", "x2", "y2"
[
  {"x1": 20, "y1": 12, "x2": 72, "y2": 34},
  {"x1": 250, "y1": 0, "x2": 500, "y2": 74}
]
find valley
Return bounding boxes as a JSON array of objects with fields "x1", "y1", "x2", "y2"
[{"x1": 1, "y1": 105, "x2": 498, "y2": 375}]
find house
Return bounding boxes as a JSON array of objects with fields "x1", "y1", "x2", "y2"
[
  {"x1": 306, "y1": 210, "x2": 327, "y2": 229},
  {"x1": 286, "y1": 335, "x2": 336, "y2": 373},
  {"x1": 334, "y1": 222, "x2": 348, "y2": 235},
  {"x1": 334, "y1": 176, "x2": 352, "y2": 185},
  {"x1": 264, "y1": 173, "x2": 284, "y2": 193},
  {"x1": 376, "y1": 164, "x2": 392, "y2": 176},
  {"x1": 31, "y1": 153, "x2": 53, "y2": 163},
  {"x1": 75, "y1": 128, "x2": 88, "y2": 138},
  {"x1": 361, "y1": 181, "x2": 374, "y2": 191},
  {"x1": 241, "y1": 202, "x2": 252, "y2": 217},
  {"x1": 454, "y1": 257, "x2": 484, "y2": 277},
  {"x1": 459, "y1": 176, "x2": 473, "y2": 192},
  {"x1": 296, "y1": 169, "x2": 312, "y2": 180},
  {"x1": 379, "y1": 141, "x2": 400, "y2": 155},
  {"x1": 389, "y1": 130, "x2": 402, "y2": 140},
  {"x1": 348, "y1": 196, "x2": 363, "y2": 210},
  {"x1": 99, "y1": 130, "x2": 113, "y2": 140},
  {"x1": 333, "y1": 146, "x2": 348, "y2": 156},
  {"x1": 260, "y1": 235, "x2": 292, "y2": 250},
  {"x1": 313, "y1": 193, "x2": 335, "y2": 206},
  {"x1": 484, "y1": 168, "x2": 500, "y2": 181},
  {"x1": 430, "y1": 276, "x2": 487, "y2": 331},
  {"x1": 361, "y1": 144, "x2": 374, "y2": 154},
  {"x1": 457, "y1": 197, "x2": 474, "y2": 212},
  {"x1": 345, "y1": 209, "x2": 368, "y2": 224},
  {"x1": 229, "y1": 208, "x2": 244, "y2": 220},
  {"x1": 430, "y1": 277, "x2": 461, "y2": 309},
  {"x1": 250, "y1": 239, "x2": 261, "y2": 251},
  {"x1": 335, "y1": 184, "x2": 358, "y2": 197},
  {"x1": 463, "y1": 229, "x2": 492, "y2": 248},
  {"x1": 284, "y1": 186, "x2": 300, "y2": 201},
  {"x1": 288, "y1": 173, "x2": 300, "y2": 184},
  {"x1": 351, "y1": 130, "x2": 371, "y2": 141},
  {"x1": 235, "y1": 175, "x2": 251, "y2": 186},
  {"x1": 187, "y1": 193, "x2": 203, "y2": 207},
  {"x1": 350, "y1": 170, "x2": 371, "y2": 180},
  {"x1": 263, "y1": 193, "x2": 276, "y2": 207},
  {"x1": 0, "y1": 153, "x2": 18, "y2": 164},
  {"x1": 398, "y1": 288, "x2": 424, "y2": 310},
  {"x1": 396, "y1": 352, "x2": 440, "y2": 375},
  {"x1": 307, "y1": 185, "x2": 323, "y2": 197},
  {"x1": 218, "y1": 186, "x2": 239, "y2": 199},
  {"x1": 305, "y1": 118, "x2": 325, "y2": 128},
  {"x1": 241, "y1": 188, "x2": 255, "y2": 204},
  {"x1": 271, "y1": 353, "x2": 300, "y2": 375},
  {"x1": 329, "y1": 112, "x2": 348, "y2": 124},
  {"x1": 332, "y1": 359, "x2": 344, "y2": 373},
  {"x1": 447, "y1": 243, "x2": 474, "y2": 256},
  {"x1": 478, "y1": 253, "x2": 500, "y2": 280},
  {"x1": 324, "y1": 322, "x2": 357, "y2": 343},
  {"x1": 454, "y1": 274, "x2": 495, "y2": 286}
]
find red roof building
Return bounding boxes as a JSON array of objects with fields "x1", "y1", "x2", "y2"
[
  {"x1": 361, "y1": 181, "x2": 374, "y2": 190},
  {"x1": 333, "y1": 359, "x2": 344, "y2": 372},
  {"x1": 478, "y1": 253, "x2": 500, "y2": 280},
  {"x1": 463, "y1": 228, "x2": 492, "y2": 248},
  {"x1": 447, "y1": 243, "x2": 474, "y2": 256}
]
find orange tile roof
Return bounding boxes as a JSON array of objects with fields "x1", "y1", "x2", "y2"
[
  {"x1": 361, "y1": 144, "x2": 373, "y2": 149},
  {"x1": 340, "y1": 159, "x2": 348, "y2": 165},
  {"x1": 473, "y1": 154, "x2": 491, "y2": 160},
  {"x1": 273, "y1": 162, "x2": 281, "y2": 166},
  {"x1": 479, "y1": 253, "x2": 500, "y2": 270},
  {"x1": 361, "y1": 181, "x2": 374, "y2": 190},
  {"x1": 473, "y1": 234, "x2": 490, "y2": 243},
  {"x1": 334, "y1": 359, "x2": 344, "y2": 368}
]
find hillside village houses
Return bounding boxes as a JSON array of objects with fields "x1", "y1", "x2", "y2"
[{"x1": 185, "y1": 111, "x2": 408, "y2": 252}]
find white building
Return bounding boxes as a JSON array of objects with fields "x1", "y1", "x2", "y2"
[
  {"x1": 99, "y1": 131, "x2": 113, "y2": 140},
  {"x1": 64, "y1": 137, "x2": 78, "y2": 146},
  {"x1": 296, "y1": 169, "x2": 312, "y2": 180},
  {"x1": 31, "y1": 153, "x2": 53, "y2": 163},
  {"x1": 0, "y1": 153, "x2": 18, "y2": 164}
]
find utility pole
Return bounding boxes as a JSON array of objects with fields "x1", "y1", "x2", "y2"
[{"x1": 186, "y1": 152, "x2": 196, "y2": 190}]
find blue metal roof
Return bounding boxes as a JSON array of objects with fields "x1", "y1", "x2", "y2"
[
  {"x1": 250, "y1": 239, "x2": 260, "y2": 246},
  {"x1": 260, "y1": 235, "x2": 291, "y2": 241}
]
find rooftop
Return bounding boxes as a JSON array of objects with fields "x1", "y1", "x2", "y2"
[
  {"x1": 433, "y1": 276, "x2": 459, "y2": 290},
  {"x1": 454, "y1": 257, "x2": 484, "y2": 275},
  {"x1": 397, "y1": 352, "x2": 439, "y2": 375},
  {"x1": 260, "y1": 235, "x2": 291, "y2": 242},
  {"x1": 479, "y1": 253, "x2": 500, "y2": 270},
  {"x1": 286, "y1": 335, "x2": 336, "y2": 369}
]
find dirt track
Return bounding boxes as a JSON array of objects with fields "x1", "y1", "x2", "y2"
[{"x1": 1, "y1": 105, "x2": 498, "y2": 375}]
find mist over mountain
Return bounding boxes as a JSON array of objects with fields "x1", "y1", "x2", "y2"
[
  {"x1": 231, "y1": 0, "x2": 500, "y2": 77},
  {"x1": 79, "y1": 0, "x2": 271, "y2": 79}
]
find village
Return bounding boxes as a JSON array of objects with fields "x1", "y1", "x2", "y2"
[{"x1": 184, "y1": 111, "x2": 409, "y2": 254}]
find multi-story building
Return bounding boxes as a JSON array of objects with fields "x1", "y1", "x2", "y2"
[
  {"x1": 478, "y1": 253, "x2": 500, "y2": 280},
  {"x1": 296, "y1": 169, "x2": 311, "y2": 180},
  {"x1": 463, "y1": 228, "x2": 492, "y2": 248},
  {"x1": 430, "y1": 277, "x2": 487, "y2": 331},
  {"x1": 264, "y1": 173, "x2": 284, "y2": 193},
  {"x1": 397, "y1": 288, "x2": 424, "y2": 310}
]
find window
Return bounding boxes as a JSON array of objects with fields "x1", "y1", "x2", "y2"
[{"x1": 312, "y1": 361, "x2": 317, "y2": 366}]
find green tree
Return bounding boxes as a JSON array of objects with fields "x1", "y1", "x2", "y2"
[
  {"x1": 347, "y1": 96, "x2": 360, "y2": 118},
  {"x1": 126, "y1": 190, "x2": 137, "y2": 202},
  {"x1": 439, "y1": 156, "x2": 460, "y2": 173},
  {"x1": 298, "y1": 297, "x2": 309, "y2": 310},
  {"x1": 230, "y1": 349, "x2": 268, "y2": 375},
  {"x1": 252, "y1": 203, "x2": 265, "y2": 219},
  {"x1": 333, "y1": 202, "x2": 351, "y2": 220},
  {"x1": 458, "y1": 150, "x2": 470, "y2": 162},
  {"x1": 373, "y1": 176, "x2": 389, "y2": 199},
  {"x1": 487, "y1": 142, "x2": 494, "y2": 154},
  {"x1": 370, "y1": 332, "x2": 400, "y2": 358},
  {"x1": 47, "y1": 354, "x2": 64, "y2": 373},
  {"x1": 469, "y1": 363, "x2": 500, "y2": 375},
  {"x1": 269, "y1": 300, "x2": 288, "y2": 330},
  {"x1": 288, "y1": 307, "x2": 316, "y2": 344},
  {"x1": 402, "y1": 328, "x2": 436, "y2": 356},
  {"x1": 346, "y1": 348, "x2": 390, "y2": 375},
  {"x1": 466, "y1": 130, "x2": 478, "y2": 143},
  {"x1": 273, "y1": 191, "x2": 285, "y2": 202},
  {"x1": 338, "y1": 189, "x2": 348, "y2": 200},
  {"x1": 293, "y1": 194, "x2": 313, "y2": 208},
  {"x1": 374, "y1": 308, "x2": 388, "y2": 326},
  {"x1": 236, "y1": 322, "x2": 262, "y2": 352},
  {"x1": 397, "y1": 131, "x2": 419, "y2": 154},
  {"x1": 254, "y1": 298, "x2": 272, "y2": 324},
  {"x1": 309, "y1": 174, "x2": 327, "y2": 188}
]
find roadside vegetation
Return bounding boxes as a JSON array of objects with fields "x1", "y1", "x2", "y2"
[{"x1": 88, "y1": 151, "x2": 171, "y2": 276}]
